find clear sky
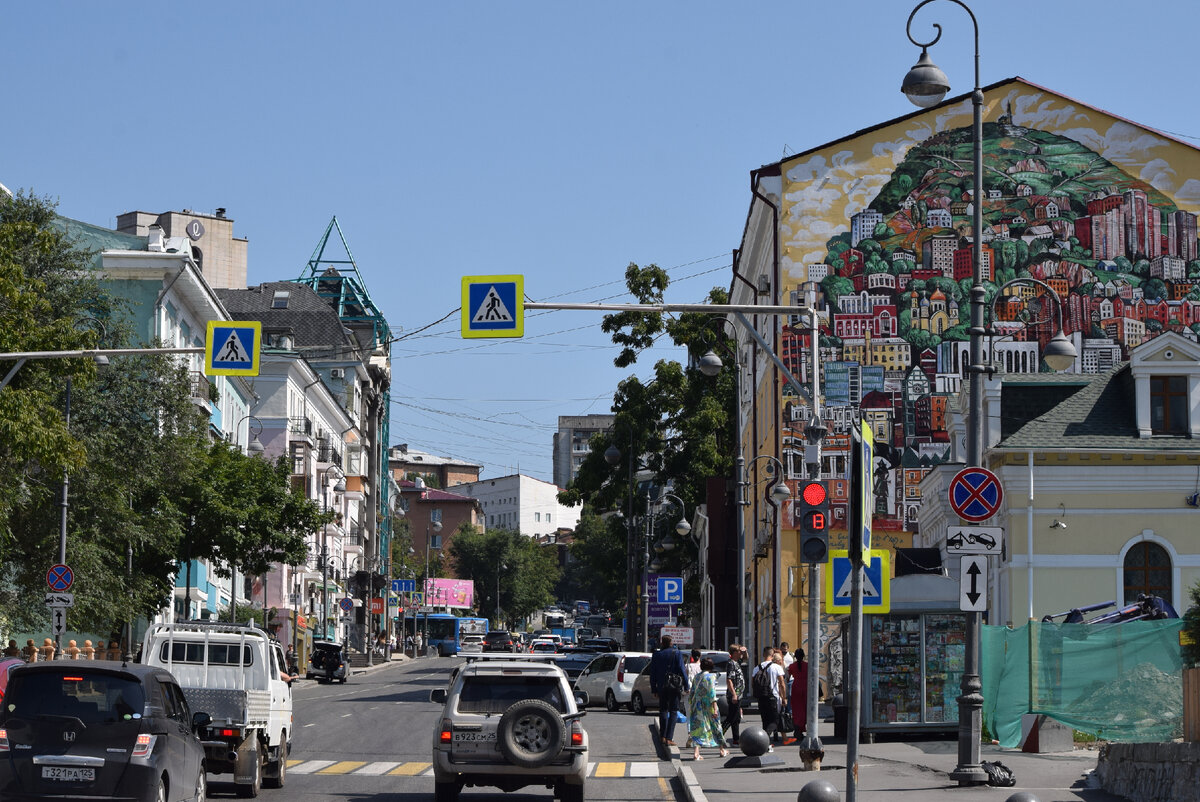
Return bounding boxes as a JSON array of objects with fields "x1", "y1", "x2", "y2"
[{"x1": 5, "y1": 1, "x2": 1198, "y2": 483}]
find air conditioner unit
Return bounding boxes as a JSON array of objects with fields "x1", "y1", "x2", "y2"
[{"x1": 331, "y1": 368, "x2": 345, "y2": 379}]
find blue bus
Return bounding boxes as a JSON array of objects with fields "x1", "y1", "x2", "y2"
[{"x1": 417, "y1": 614, "x2": 490, "y2": 656}]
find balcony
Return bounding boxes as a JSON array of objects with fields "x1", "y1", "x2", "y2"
[{"x1": 188, "y1": 371, "x2": 213, "y2": 412}]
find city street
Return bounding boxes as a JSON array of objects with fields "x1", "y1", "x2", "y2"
[{"x1": 207, "y1": 658, "x2": 678, "y2": 801}]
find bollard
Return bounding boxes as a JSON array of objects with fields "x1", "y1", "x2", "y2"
[
  {"x1": 1004, "y1": 794, "x2": 1041, "y2": 802},
  {"x1": 739, "y1": 726, "x2": 770, "y2": 757},
  {"x1": 797, "y1": 778, "x2": 840, "y2": 802}
]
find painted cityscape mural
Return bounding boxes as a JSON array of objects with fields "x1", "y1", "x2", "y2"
[{"x1": 774, "y1": 79, "x2": 1200, "y2": 532}]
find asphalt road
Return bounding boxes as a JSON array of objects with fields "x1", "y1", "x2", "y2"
[{"x1": 204, "y1": 657, "x2": 679, "y2": 802}]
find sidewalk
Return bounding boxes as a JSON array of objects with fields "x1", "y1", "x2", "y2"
[{"x1": 663, "y1": 716, "x2": 1128, "y2": 802}]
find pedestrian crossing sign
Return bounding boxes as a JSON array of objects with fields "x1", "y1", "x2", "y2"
[
  {"x1": 825, "y1": 549, "x2": 890, "y2": 615},
  {"x1": 205, "y1": 320, "x2": 261, "y2": 376},
  {"x1": 461, "y1": 275, "x2": 524, "y2": 339}
]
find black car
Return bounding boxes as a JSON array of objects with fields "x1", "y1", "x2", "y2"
[
  {"x1": 552, "y1": 653, "x2": 597, "y2": 683},
  {"x1": 0, "y1": 661, "x2": 210, "y2": 802},
  {"x1": 482, "y1": 631, "x2": 518, "y2": 653},
  {"x1": 307, "y1": 641, "x2": 348, "y2": 683}
]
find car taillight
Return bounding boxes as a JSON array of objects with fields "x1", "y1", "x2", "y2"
[
  {"x1": 570, "y1": 720, "x2": 583, "y2": 747},
  {"x1": 0, "y1": 728, "x2": 9, "y2": 752},
  {"x1": 132, "y1": 734, "x2": 156, "y2": 758},
  {"x1": 439, "y1": 719, "x2": 453, "y2": 744},
  {"x1": 617, "y1": 658, "x2": 624, "y2": 683},
  {"x1": 220, "y1": 728, "x2": 237, "y2": 738}
]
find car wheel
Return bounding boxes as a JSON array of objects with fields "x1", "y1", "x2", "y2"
[
  {"x1": 192, "y1": 768, "x2": 207, "y2": 802},
  {"x1": 434, "y1": 781, "x2": 460, "y2": 802},
  {"x1": 558, "y1": 780, "x2": 585, "y2": 802},
  {"x1": 264, "y1": 735, "x2": 286, "y2": 789},
  {"x1": 497, "y1": 699, "x2": 566, "y2": 768},
  {"x1": 155, "y1": 778, "x2": 168, "y2": 802},
  {"x1": 605, "y1": 690, "x2": 619, "y2": 712},
  {"x1": 631, "y1": 692, "x2": 646, "y2": 715}
]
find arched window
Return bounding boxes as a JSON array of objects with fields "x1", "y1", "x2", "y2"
[{"x1": 1123, "y1": 541, "x2": 1172, "y2": 605}]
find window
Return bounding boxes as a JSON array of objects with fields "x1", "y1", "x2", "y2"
[
  {"x1": 272, "y1": 290, "x2": 290, "y2": 309},
  {"x1": 535, "y1": 512, "x2": 541, "y2": 522},
  {"x1": 1123, "y1": 541, "x2": 1172, "y2": 605},
  {"x1": 1150, "y1": 375, "x2": 1188, "y2": 434}
]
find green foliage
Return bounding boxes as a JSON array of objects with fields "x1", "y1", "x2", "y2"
[
  {"x1": 565, "y1": 508, "x2": 628, "y2": 614},
  {"x1": 600, "y1": 262, "x2": 669, "y2": 368},
  {"x1": 820, "y1": 276, "x2": 855, "y2": 312},
  {"x1": 448, "y1": 526, "x2": 558, "y2": 628},
  {"x1": 1181, "y1": 581, "x2": 1200, "y2": 668}
]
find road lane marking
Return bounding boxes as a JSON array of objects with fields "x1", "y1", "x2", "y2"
[
  {"x1": 354, "y1": 761, "x2": 401, "y2": 775},
  {"x1": 317, "y1": 760, "x2": 367, "y2": 774},
  {"x1": 289, "y1": 760, "x2": 335, "y2": 774},
  {"x1": 628, "y1": 762, "x2": 661, "y2": 777},
  {"x1": 658, "y1": 776, "x2": 672, "y2": 799},
  {"x1": 387, "y1": 762, "x2": 431, "y2": 775},
  {"x1": 594, "y1": 762, "x2": 625, "y2": 777}
]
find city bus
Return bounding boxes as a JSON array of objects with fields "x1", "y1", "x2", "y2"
[
  {"x1": 421, "y1": 614, "x2": 490, "y2": 656},
  {"x1": 545, "y1": 612, "x2": 566, "y2": 630}
]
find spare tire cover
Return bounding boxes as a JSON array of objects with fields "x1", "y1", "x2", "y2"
[{"x1": 497, "y1": 699, "x2": 566, "y2": 768}]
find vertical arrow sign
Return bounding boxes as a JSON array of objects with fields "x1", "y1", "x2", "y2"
[{"x1": 959, "y1": 555, "x2": 988, "y2": 612}]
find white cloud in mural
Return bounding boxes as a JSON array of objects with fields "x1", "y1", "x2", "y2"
[
  {"x1": 1174, "y1": 179, "x2": 1200, "y2": 205},
  {"x1": 1010, "y1": 92, "x2": 1088, "y2": 130},
  {"x1": 1139, "y1": 158, "x2": 1178, "y2": 194},
  {"x1": 1093, "y1": 121, "x2": 1170, "y2": 170}
]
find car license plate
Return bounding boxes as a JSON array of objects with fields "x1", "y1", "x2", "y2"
[
  {"x1": 42, "y1": 766, "x2": 95, "y2": 782},
  {"x1": 453, "y1": 731, "x2": 496, "y2": 751}
]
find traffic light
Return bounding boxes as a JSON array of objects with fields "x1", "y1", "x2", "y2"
[{"x1": 797, "y1": 480, "x2": 830, "y2": 563}]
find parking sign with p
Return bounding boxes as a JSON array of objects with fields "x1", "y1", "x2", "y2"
[{"x1": 657, "y1": 576, "x2": 683, "y2": 605}]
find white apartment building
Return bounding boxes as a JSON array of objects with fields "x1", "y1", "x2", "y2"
[{"x1": 450, "y1": 474, "x2": 581, "y2": 538}]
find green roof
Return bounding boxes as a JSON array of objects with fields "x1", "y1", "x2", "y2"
[
  {"x1": 51, "y1": 215, "x2": 146, "y2": 268},
  {"x1": 997, "y1": 365, "x2": 1199, "y2": 452}
]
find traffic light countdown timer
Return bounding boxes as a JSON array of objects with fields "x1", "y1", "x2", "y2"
[{"x1": 798, "y1": 480, "x2": 830, "y2": 563}]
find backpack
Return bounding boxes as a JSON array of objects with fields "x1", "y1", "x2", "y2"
[{"x1": 752, "y1": 662, "x2": 773, "y2": 699}]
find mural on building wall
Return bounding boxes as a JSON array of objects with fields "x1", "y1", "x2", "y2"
[{"x1": 776, "y1": 79, "x2": 1200, "y2": 532}]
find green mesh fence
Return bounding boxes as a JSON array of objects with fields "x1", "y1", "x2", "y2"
[{"x1": 982, "y1": 619, "x2": 1184, "y2": 747}]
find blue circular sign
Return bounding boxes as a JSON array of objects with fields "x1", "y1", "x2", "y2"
[
  {"x1": 338, "y1": 597, "x2": 353, "y2": 613},
  {"x1": 47, "y1": 564, "x2": 74, "y2": 592},
  {"x1": 948, "y1": 467, "x2": 1004, "y2": 523}
]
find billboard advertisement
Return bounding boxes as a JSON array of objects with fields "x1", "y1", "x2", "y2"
[{"x1": 424, "y1": 577, "x2": 474, "y2": 609}]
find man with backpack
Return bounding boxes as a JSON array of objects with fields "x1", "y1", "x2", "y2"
[
  {"x1": 751, "y1": 646, "x2": 787, "y2": 747},
  {"x1": 648, "y1": 634, "x2": 690, "y2": 747}
]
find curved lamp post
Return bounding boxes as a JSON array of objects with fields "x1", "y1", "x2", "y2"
[
  {"x1": 987, "y1": 277, "x2": 1078, "y2": 372},
  {"x1": 320, "y1": 465, "x2": 346, "y2": 641},
  {"x1": 902, "y1": 0, "x2": 989, "y2": 786},
  {"x1": 643, "y1": 492, "x2": 691, "y2": 649}
]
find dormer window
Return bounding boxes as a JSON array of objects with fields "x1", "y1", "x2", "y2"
[
  {"x1": 1150, "y1": 375, "x2": 1188, "y2": 434},
  {"x1": 272, "y1": 290, "x2": 290, "y2": 309}
]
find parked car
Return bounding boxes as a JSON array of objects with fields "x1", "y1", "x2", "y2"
[
  {"x1": 429, "y1": 657, "x2": 589, "y2": 802},
  {"x1": 0, "y1": 661, "x2": 211, "y2": 801},
  {"x1": 529, "y1": 640, "x2": 557, "y2": 654},
  {"x1": 629, "y1": 650, "x2": 731, "y2": 714},
  {"x1": 483, "y1": 631, "x2": 519, "y2": 653},
  {"x1": 574, "y1": 652, "x2": 651, "y2": 711},
  {"x1": 307, "y1": 640, "x2": 349, "y2": 683},
  {"x1": 0, "y1": 657, "x2": 23, "y2": 703},
  {"x1": 460, "y1": 635, "x2": 484, "y2": 653}
]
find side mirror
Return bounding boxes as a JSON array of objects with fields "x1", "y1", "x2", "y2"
[
  {"x1": 430, "y1": 688, "x2": 447, "y2": 704},
  {"x1": 573, "y1": 691, "x2": 589, "y2": 708},
  {"x1": 192, "y1": 711, "x2": 212, "y2": 730}
]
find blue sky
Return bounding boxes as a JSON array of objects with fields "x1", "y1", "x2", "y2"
[{"x1": 5, "y1": 1, "x2": 1199, "y2": 483}]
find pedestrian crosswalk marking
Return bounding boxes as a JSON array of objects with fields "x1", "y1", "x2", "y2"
[
  {"x1": 317, "y1": 761, "x2": 367, "y2": 774},
  {"x1": 284, "y1": 759, "x2": 659, "y2": 778}
]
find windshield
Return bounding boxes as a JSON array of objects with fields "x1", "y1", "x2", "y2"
[
  {"x1": 2, "y1": 671, "x2": 146, "y2": 725},
  {"x1": 458, "y1": 676, "x2": 565, "y2": 714},
  {"x1": 624, "y1": 656, "x2": 650, "y2": 674}
]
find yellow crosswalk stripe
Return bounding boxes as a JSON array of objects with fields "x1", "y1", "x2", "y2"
[
  {"x1": 594, "y1": 762, "x2": 626, "y2": 777},
  {"x1": 317, "y1": 761, "x2": 368, "y2": 774},
  {"x1": 386, "y1": 762, "x2": 431, "y2": 776}
]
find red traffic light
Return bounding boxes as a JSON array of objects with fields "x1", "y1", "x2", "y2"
[{"x1": 801, "y1": 482, "x2": 827, "y2": 506}]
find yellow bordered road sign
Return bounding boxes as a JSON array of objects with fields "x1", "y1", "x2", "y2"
[
  {"x1": 826, "y1": 548, "x2": 891, "y2": 615},
  {"x1": 205, "y1": 320, "x2": 261, "y2": 376},
  {"x1": 461, "y1": 275, "x2": 523, "y2": 338}
]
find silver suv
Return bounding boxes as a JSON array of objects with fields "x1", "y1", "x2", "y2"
[{"x1": 429, "y1": 658, "x2": 589, "y2": 802}]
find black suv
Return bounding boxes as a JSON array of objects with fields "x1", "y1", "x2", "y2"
[
  {"x1": 482, "y1": 631, "x2": 518, "y2": 653},
  {"x1": 307, "y1": 641, "x2": 349, "y2": 683},
  {"x1": 0, "y1": 661, "x2": 211, "y2": 801}
]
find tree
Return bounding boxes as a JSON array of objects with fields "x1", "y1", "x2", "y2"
[
  {"x1": 448, "y1": 526, "x2": 559, "y2": 628},
  {"x1": 820, "y1": 276, "x2": 855, "y2": 312},
  {"x1": 1182, "y1": 580, "x2": 1200, "y2": 668},
  {"x1": 565, "y1": 509, "x2": 628, "y2": 617},
  {"x1": 1143, "y1": 278, "x2": 1168, "y2": 302}
]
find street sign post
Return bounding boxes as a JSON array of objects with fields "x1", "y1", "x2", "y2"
[
  {"x1": 826, "y1": 549, "x2": 891, "y2": 615},
  {"x1": 656, "y1": 576, "x2": 683, "y2": 605},
  {"x1": 204, "y1": 320, "x2": 261, "y2": 377},
  {"x1": 50, "y1": 606, "x2": 67, "y2": 636},
  {"x1": 338, "y1": 597, "x2": 354, "y2": 613},
  {"x1": 948, "y1": 467, "x2": 1004, "y2": 523},
  {"x1": 945, "y1": 525, "x2": 1003, "y2": 555},
  {"x1": 391, "y1": 578, "x2": 416, "y2": 594},
  {"x1": 461, "y1": 275, "x2": 524, "y2": 339},
  {"x1": 959, "y1": 555, "x2": 988, "y2": 612}
]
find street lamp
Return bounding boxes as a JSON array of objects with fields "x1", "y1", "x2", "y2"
[
  {"x1": 604, "y1": 440, "x2": 640, "y2": 650},
  {"x1": 496, "y1": 563, "x2": 507, "y2": 628},
  {"x1": 644, "y1": 492, "x2": 690, "y2": 651},
  {"x1": 422, "y1": 514, "x2": 443, "y2": 655},
  {"x1": 987, "y1": 277, "x2": 1077, "y2": 372},
  {"x1": 902, "y1": 0, "x2": 988, "y2": 785},
  {"x1": 320, "y1": 465, "x2": 346, "y2": 641}
]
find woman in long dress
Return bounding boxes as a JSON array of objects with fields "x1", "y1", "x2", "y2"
[
  {"x1": 787, "y1": 648, "x2": 808, "y2": 737},
  {"x1": 687, "y1": 657, "x2": 729, "y2": 760}
]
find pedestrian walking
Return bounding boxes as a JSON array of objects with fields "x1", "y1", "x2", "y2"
[
  {"x1": 683, "y1": 648, "x2": 702, "y2": 743},
  {"x1": 648, "y1": 634, "x2": 690, "y2": 748},
  {"x1": 687, "y1": 657, "x2": 729, "y2": 760},
  {"x1": 787, "y1": 647, "x2": 809, "y2": 738},
  {"x1": 751, "y1": 646, "x2": 787, "y2": 746},
  {"x1": 722, "y1": 644, "x2": 746, "y2": 745}
]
